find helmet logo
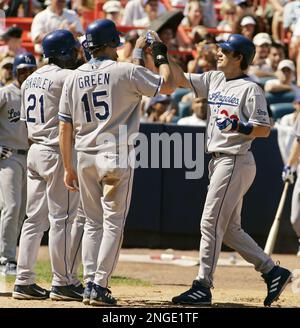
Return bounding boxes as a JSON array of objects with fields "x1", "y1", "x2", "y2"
[{"x1": 24, "y1": 56, "x2": 31, "y2": 63}]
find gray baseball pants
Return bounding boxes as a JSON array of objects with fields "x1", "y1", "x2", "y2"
[
  {"x1": 77, "y1": 151, "x2": 134, "y2": 288},
  {"x1": 197, "y1": 152, "x2": 275, "y2": 288},
  {"x1": 0, "y1": 153, "x2": 27, "y2": 263},
  {"x1": 15, "y1": 144, "x2": 83, "y2": 286}
]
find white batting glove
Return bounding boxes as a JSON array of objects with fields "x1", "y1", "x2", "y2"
[
  {"x1": 282, "y1": 165, "x2": 295, "y2": 184},
  {"x1": 0, "y1": 146, "x2": 13, "y2": 160}
]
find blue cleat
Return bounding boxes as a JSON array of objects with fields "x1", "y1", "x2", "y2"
[
  {"x1": 262, "y1": 265, "x2": 292, "y2": 307},
  {"x1": 13, "y1": 284, "x2": 49, "y2": 300},
  {"x1": 50, "y1": 285, "x2": 83, "y2": 301},
  {"x1": 90, "y1": 284, "x2": 117, "y2": 306},
  {"x1": 172, "y1": 280, "x2": 212, "y2": 305}
]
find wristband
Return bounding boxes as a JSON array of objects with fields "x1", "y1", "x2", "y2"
[
  {"x1": 151, "y1": 42, "x2": 169, "y2": 67},
  {"x1": 237, "y1": 122, "x2": 253, "y2": 135},
  {"x1": 132, "y1": 48, "x2": 143, "y2": 60}
]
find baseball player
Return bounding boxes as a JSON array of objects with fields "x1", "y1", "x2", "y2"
[
  {"x1": 0, "y1": 53, "x2": 36, "y2": 275},
  {"x1": 58, "y1": 19, "x2": 174, "y2": 306},
  {"x1": 168, "y1": 34, "x2": 291, "y2": 307},
  {"x1": 282, "y1": 99, "x2": 300, "y2": 256},
  {"x1": 13, "y1": 30, "x2": 85, "y2": 301}
]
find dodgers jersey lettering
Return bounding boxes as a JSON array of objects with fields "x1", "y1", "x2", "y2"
[
  {"x1": 0, "y1": 83, "x2": 28, "y2": 150},
  {"x1": 20, "y1": 64, "x2": 72, "y2": 146},
  {"x1": 59, "y1": 59, "x2": 162, "y2": 152},
  {"x1": 186, "y1": 71, "x2": 270, "y2": 154}
]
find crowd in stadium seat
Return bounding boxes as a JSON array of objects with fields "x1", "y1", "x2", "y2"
[
  {"x1": 0, "y1": 0, "x2": 300, "y2": 125},
  {"x1": 0, "y1": 0, "x2": 300, "y2": 123}
]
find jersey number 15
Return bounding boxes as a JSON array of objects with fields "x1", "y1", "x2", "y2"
[{"x1": 81, "y1": 91, "x2": 109, "y2": 122}]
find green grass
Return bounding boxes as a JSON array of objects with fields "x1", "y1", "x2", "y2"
[{"x1": 2, "y1": 260, "x2": 150, "y2": 287}]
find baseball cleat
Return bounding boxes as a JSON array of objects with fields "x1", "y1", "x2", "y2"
[
  {"x1": 90, "y1": 284, "x2": 117, "y2": 306},
  {"x1": 13, "y1": 284, "x2": 49, "y2": 300},
  {"x1": 50, "y1": 285, "x2": 83, "y2": 301},
  {"x1": 262, "y1": 266, "x2": 292, "y2": 307},
  {"x1": 172, "y1": 280, "x2": 212, "y2": 305},
  {"x1": 83, "y1": 281, "x2": 94, "y2": 305}
]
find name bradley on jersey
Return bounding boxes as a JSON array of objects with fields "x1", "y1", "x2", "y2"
[
  {"x1": 78, "y1": 73, "x2": 110, "y2": 89},
  {"x1": 24, "y1": 77, "x2": 54, "y2": 91}
]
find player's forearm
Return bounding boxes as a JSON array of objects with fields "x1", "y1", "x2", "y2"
[
  {"x1": 159, "y1": 64, "x2": 175, "y2": 94},
  {"x1": 287, "y1": 139, "x2": 300, "y2": 167},
  {"x1": 168, "y1": 56, "x2": 190, "y2": 89},
  {"x1": 248, "y1": 124, "x2": 271, "y2": 138},
  {"x1": 59, "y1": 121, "x2": 74, "y2": 170}
]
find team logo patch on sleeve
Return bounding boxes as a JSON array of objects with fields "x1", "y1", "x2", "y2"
[
  {"x1": 7, "y1": 108, "x2": 20, "y2": 122},
  {"x1": 257, "y1": 108, "x2": 267, "y2": 116}
]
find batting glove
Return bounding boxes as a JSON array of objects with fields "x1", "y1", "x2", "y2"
[
  {"x1": 216, "y1": 116, "x2": 238, "y2": 132},
  {"x1": 0, "y1": 146, "x2": 13, "y2": 160},
  {"x1": 282, "y1": 165, "x2": 294, "y2": 184}
]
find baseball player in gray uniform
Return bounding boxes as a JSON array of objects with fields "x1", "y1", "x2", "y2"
[
  {"x1": 0, "y1": 53, "x2": 36, "y2": 275},
  {"x1": 58, "y1": 19, "x2": 174, "y2": 306},
  {"x1": 282, "y1": 110, "x2": 300, "y2": 256},
  {"x1": 13, "y1": 30, "x2": 85, "y2": 301},
  {"x1": 169, "y1": 34, "x2": 291, "y2": 307}
]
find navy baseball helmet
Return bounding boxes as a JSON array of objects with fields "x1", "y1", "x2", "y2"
[
  {"x1": 85, "y1": 19, "x2": 122, "y2": 49},
  {"x1": 42, "y1": 29, "x2": 79, "y2": 59},
  {"x1": 13, "y1": 52, "x2": 37, "y2": 75},
  {"x1": 218, "y1": 34, "x2": 256, "y2": 67}
]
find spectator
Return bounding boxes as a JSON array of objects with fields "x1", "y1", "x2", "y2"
[
  {"x1": 235, "y1": 15, "x2": 258, "y2": 40},
  {"x1": 268, "y1": 0, "x2": 287, "y2": 42},
  {"x1": 0, "y1": 26, "x2": 26, "y2": 58},
  {"x1": 177, "y1": 97, "x2": 207, "y2": 126},
  {"x1": 143, "y1": 94, "x2": 176, "y2": 123},
  {"x1": 0, "y1": 57, "x2": 14, "y2": 87},
  {"x1": 262, "y1": 42, "x2": 286, "y2": 76},
  {"x1": 217, "y1": 1, "x2": 238, "y2": 41},
  {"x1": 235, "y1": 0, "x2": 255, "y2": 17},
  {"x1": 133, "y1": 0, "x2": 159, "y2": 27},
  {"x1": 179, "y1": 0, "x2": 205, "y2": 47},
  {"x1": 103, "y1": 1, "x2": 122, "y2": 25},
  {"x1": 181, "y1": 1, "x2": 204, "y2": 30},
  {"x1": 117, "y1": 29, "x2": 139, "y2": 62},
  {"x1": 248, "y1": 32, "x2": 272, "y2": 79},
  {"x1": 283, "y1": 0, "x2": 300, "y2": 34},
  {"x1": 264, "y1": 59, "x2": 300, "y2": 95},
  {"x1": 183, "y1": 0, "x2": 217, "y2": 28},
  {"x1": 4, "y1": 0, "x2": 30, "y2": 17},
  {"x1": 187, "y1": 40, "x2": 217, "y2": 73},
  {"x1": 121, "y1": 0, "x2": 166, "y2": 26},
  {"x1": 31, "y1": 0, "x2": 84, "y2": 54}
]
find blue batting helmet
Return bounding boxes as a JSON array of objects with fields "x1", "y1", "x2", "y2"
[
  {"x1": 13, "y1": 52, "x2": 37, "y2": 75},
  {"x1": 218, "y1": 34, "x2": 256, "y2": 67},
  {"x1": 85, "y1": 19, "x2": 122, "y2": 49},
  {"x1": 42, "y1": 29, "x2": 78, "y2": 59}
]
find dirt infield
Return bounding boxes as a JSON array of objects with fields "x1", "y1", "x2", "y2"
[{"x1": 1, "y1": 247, "x2": 300, "y2": 308}]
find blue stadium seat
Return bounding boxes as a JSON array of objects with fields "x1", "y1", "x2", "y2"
[
  {"x1": 171, "y1": 88, "x2": 190, "y2": 110},
  {"x1": 265, "y1": 91, "x2": 295, "y2": 105},
  {"x1": 257, "y1": 76, "x2": 276, "y2": 87},
  {"x1": 269, "y1": 103, "x2": 295, "y2": 120},
  {"x1": 178, "y1": 101, "x2": 192, "y2": 118}
]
